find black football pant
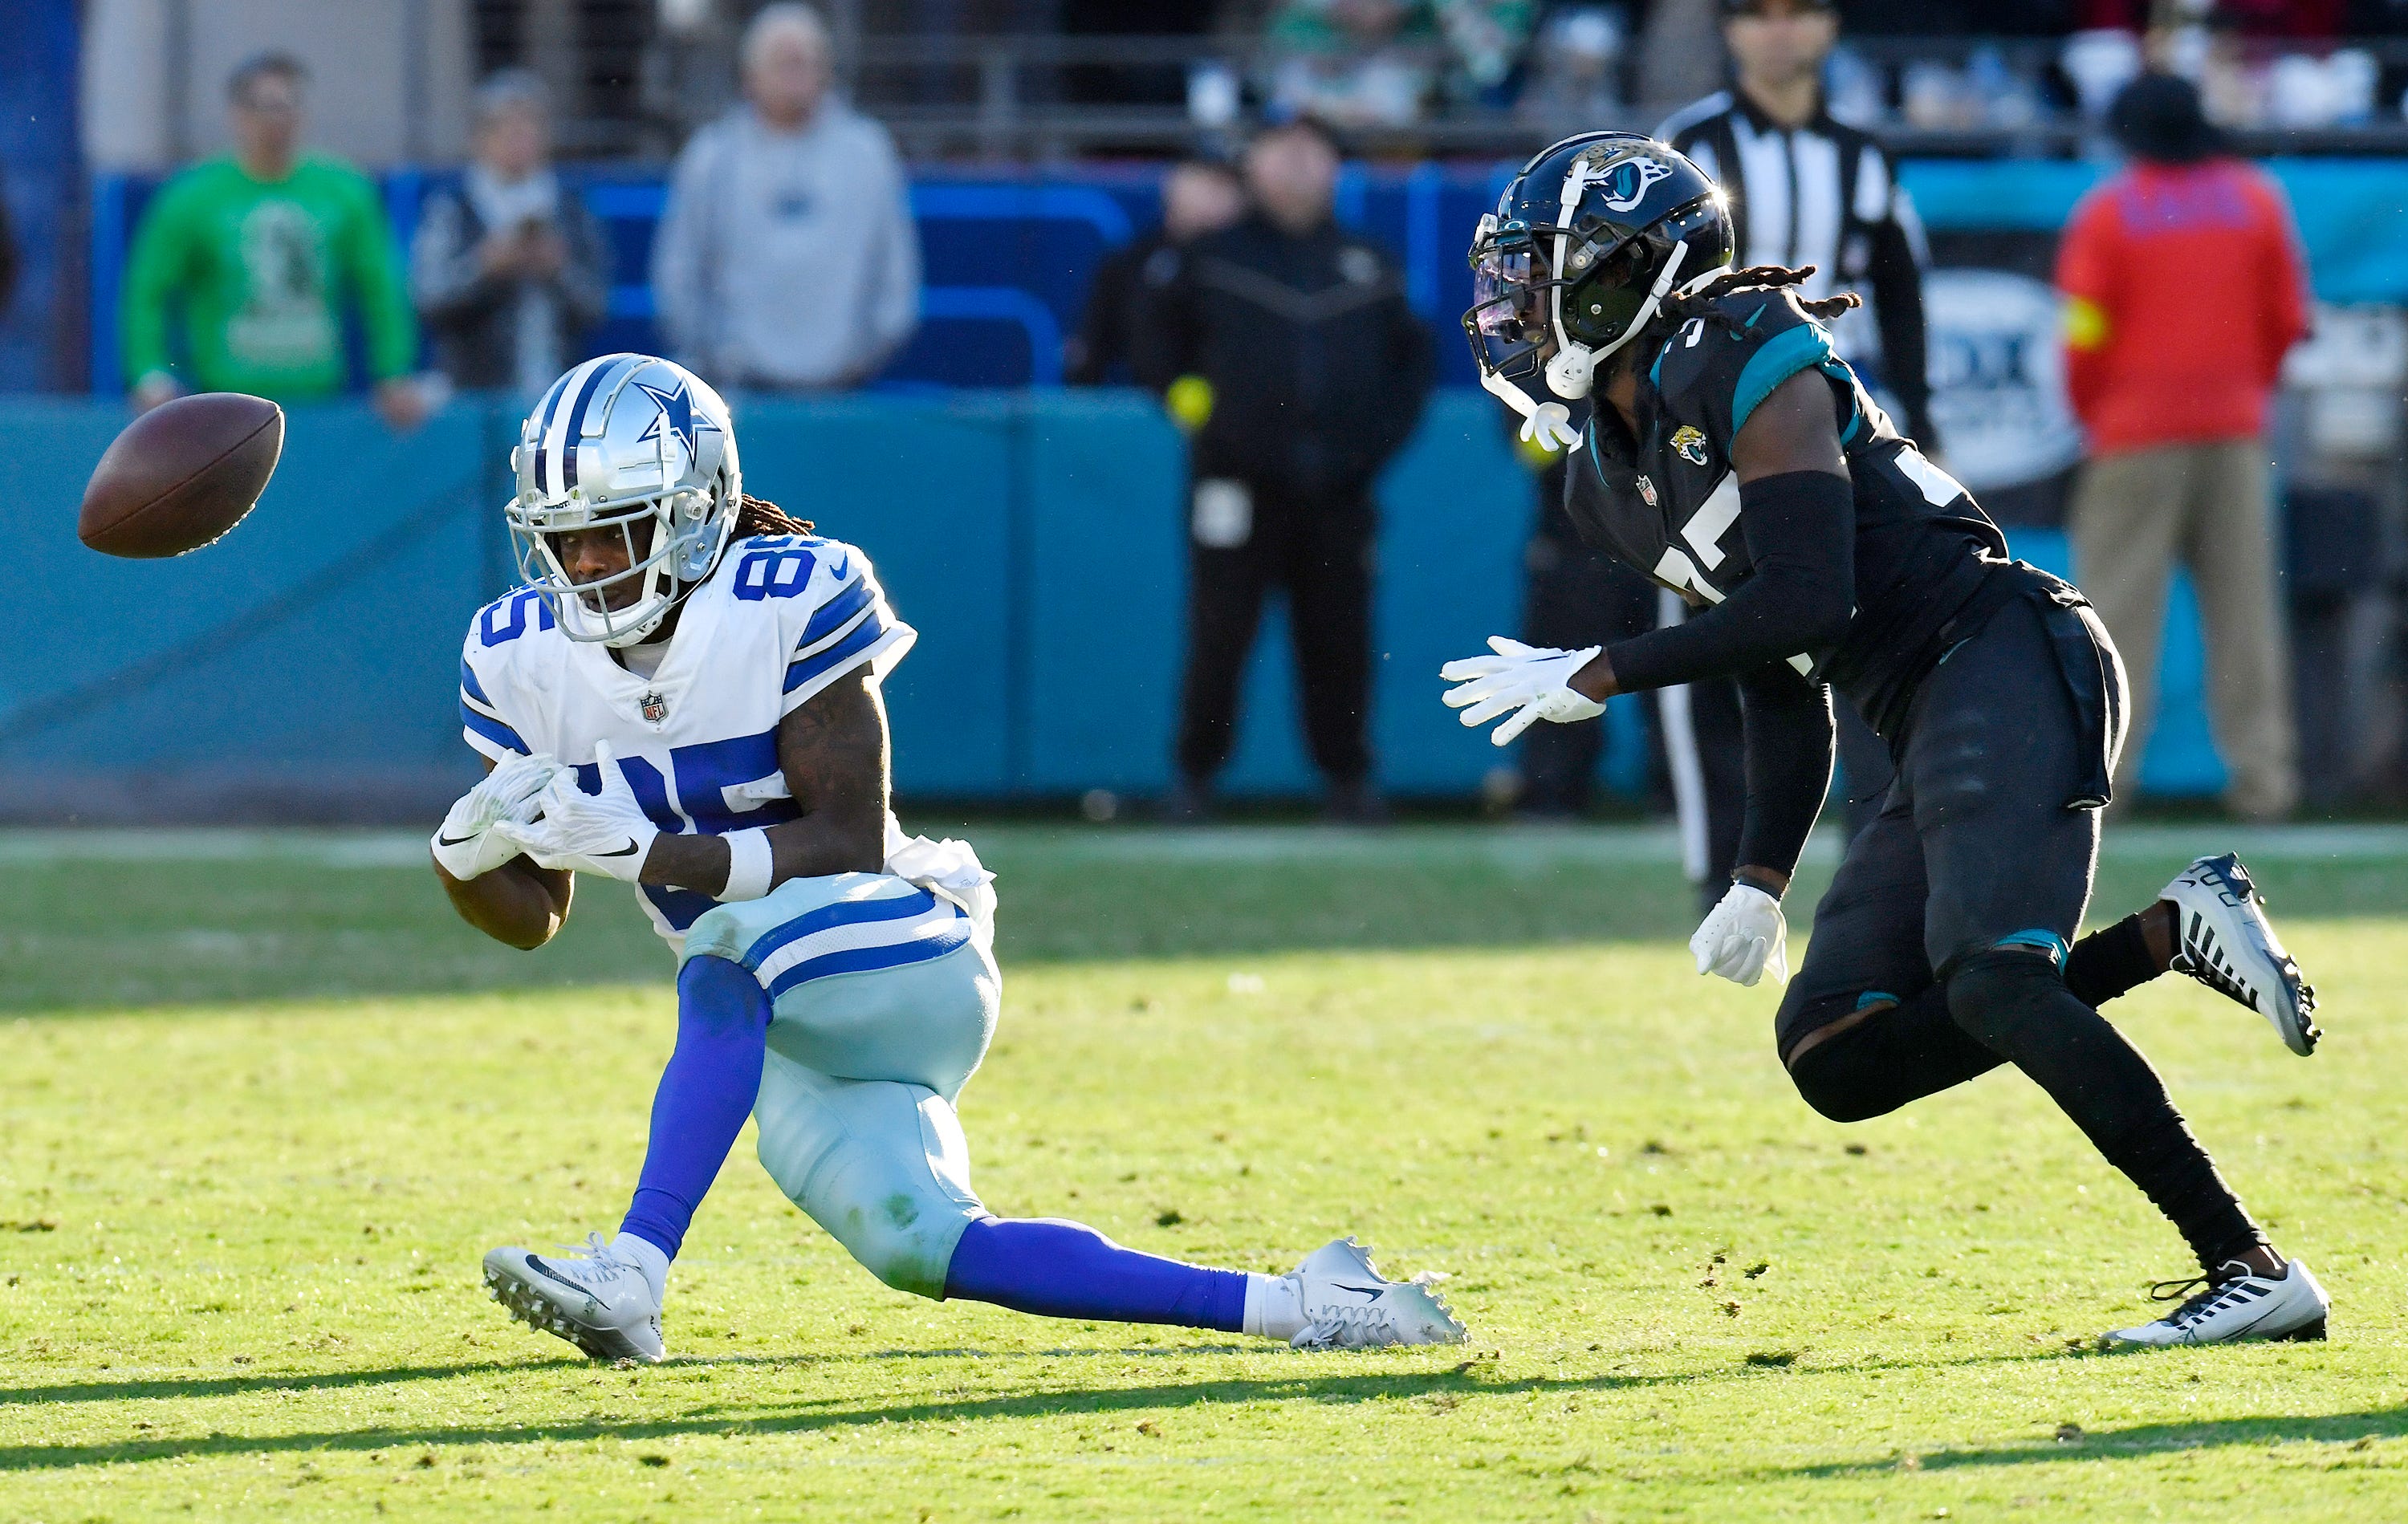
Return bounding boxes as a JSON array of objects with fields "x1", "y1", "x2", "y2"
[
  {"x1": 1777, "y1": 595, "x2": 2264, "y2": 1274},
  {"x1": 1174, "y1": 479, "x2": 1375, "y2": 786}
]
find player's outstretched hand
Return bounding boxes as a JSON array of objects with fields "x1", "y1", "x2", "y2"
[
  {"x1": 492, "y1": 742, "x2": 661, "y2": 883},
  {"x1": 1439, "y1": 636, "x2": 1605, "y2": 745},
  {"x1": 431, "y1": 752, "x2": 567, "y2": 880},
  {"x1": 1691, "y1": 883, "x2": 1789, "y2": 987}
]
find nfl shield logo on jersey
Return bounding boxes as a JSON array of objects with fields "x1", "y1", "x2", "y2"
[
  {"x1": 1636, "y1": 474, "x2": 1658, "y2": 506},
  {"x1": 640, "y1": 691, "x2": 669, "y2": 724}
]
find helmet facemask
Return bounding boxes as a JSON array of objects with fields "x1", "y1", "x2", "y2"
[{"x1": 510, "y1": 481, "x2": 727, "y2": 647}]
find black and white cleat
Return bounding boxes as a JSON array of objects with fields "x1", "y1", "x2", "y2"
[
  {"x1": 2162, "y1": 853, "x2": 2319, "y2": 1055},
  {"x1": 2102, "y1": 1258, "x2": 2329, "y2": 1348}
]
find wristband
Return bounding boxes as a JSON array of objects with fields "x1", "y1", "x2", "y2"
[
  {"x1": 1732, "y1": 868, "x2": 1786, "y2": 901},
  {"x1": 718, "y1": 828, "x2": 775, "y2": 901}
]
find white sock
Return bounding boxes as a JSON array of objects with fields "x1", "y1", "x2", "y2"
[
  {"x1": 1242, "y1": 1272, "x2": 1304, "y2": 1341},
  {"x1": 608, "y1": 1231, "x2": 671, "y2": 1304}
]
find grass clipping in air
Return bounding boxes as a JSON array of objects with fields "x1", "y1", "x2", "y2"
[{"x1": 2, "y1": 827, "x2": 2405, "y2": 1520}]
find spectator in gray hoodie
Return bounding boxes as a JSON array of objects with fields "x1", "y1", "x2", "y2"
[{"x1": 651, "y1": 2, "x2": 921, "y2": 392}]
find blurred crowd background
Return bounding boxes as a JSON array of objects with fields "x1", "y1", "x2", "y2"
[{"x1": 2, "y1": 0, "x2": 2407, "y2": 836}]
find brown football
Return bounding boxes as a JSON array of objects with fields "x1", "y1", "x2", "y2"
[{"x1": 79, "y1": 392, "x2": 285, "y2": 558}]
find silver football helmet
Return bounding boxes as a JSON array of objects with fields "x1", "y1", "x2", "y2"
[{"x1": 507, "y1": 353, "x2": 742, "y2": 646}]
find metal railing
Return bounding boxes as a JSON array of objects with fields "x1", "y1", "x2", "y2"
[{"x1": 811, "y1": 30, "x2": 2408, "y2": 162}]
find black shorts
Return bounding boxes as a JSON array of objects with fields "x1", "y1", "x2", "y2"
[{"x1": 1773, "y1": 587, "x2": 2129, "y2": 1060}]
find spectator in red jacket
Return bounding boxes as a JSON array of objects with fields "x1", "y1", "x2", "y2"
[{"x1": 2057, "y1": 72, "x2": 2308, "y2": 822}]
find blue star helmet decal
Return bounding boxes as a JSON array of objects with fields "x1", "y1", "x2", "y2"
[{"x1": 633, "y1": 378, "x2": 718, "y2": 460}]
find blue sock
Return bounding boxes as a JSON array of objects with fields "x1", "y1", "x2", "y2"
[
  {"x1": 940, "y1": 1217, "x2": 1248, "y2": 1331},
  {"x1": 617, "y1": 954, "x2": 771, "y2": 1262}
]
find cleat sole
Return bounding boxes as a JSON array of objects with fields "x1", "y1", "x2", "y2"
[
  {"x1": 482, "y1": 1262, "x2": 660, "y2": 1364},
  {"x1": 2275, "y1": 1317, "x2": 2329, "y2": 1343}
]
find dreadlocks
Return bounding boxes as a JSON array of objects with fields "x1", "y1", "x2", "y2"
[
  {"x1": 1660, "y1": 263, "x2": 1861, "y2": 334},
  {"x1": 732, "y1": 494, "x2": 814, "y2": 538}
]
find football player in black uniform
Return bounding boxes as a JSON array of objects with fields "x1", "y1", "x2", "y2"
[{"x1": 1442, "y1": 132, "x2": 2327, "y2": 1347}]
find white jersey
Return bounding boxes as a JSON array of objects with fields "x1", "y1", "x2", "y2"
[{"x1": 458, "y1": 532, "x2": 915, "y2": 953}]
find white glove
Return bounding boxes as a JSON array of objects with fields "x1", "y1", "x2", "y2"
[
  {"x1": 1690, "y1": 883, "x2": 1789, "y2": 987},
  {"x1": 1439, "y1": 637, "x2": 1606, "y2": 745},
  {"x1": 430, "y1": 752, "x2": 566, "y2": 880},
  {"x1": 491, "y1": 742, "x2": 661, "y2": 883},
  {"x1": 1519, "y1": 400, "x2": 1582, "y2": 453}
]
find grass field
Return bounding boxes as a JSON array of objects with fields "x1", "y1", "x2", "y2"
[{"x1": 6, "y1": 823, "x2": 2408, "y2": 1521}]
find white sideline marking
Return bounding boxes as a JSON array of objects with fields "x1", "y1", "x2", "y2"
[
  {"x1": 0, "y1": 831, "x2": 433, "y2": 868},
  {"x1": 2, "y1": 822, "x2": 2404, "y2": 869}
]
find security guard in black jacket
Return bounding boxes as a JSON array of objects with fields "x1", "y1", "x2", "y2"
[{"x1": 1133, "y1": 119, "x2": 1435, "y2": 820}]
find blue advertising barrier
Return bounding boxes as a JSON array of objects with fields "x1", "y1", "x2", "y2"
[{"x1": 0, "y1": 392, "x2": 2222, "y2": 819}]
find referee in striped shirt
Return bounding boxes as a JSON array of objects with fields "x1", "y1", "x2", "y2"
[{"x1": 1650, "y1": 0, "x2": 1937, "y2": 882}]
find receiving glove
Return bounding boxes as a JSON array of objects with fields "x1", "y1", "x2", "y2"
[
  {"x1": 1439, "y1": 637, "x2": 1606, "y2": 745},
  {"x1": 1690, "y1": 883, "x2": 1790, "y2": 987},
  {"x1": 491, "y1": 742, "x2": 661, "y2": 883},
  {"x1": 430, "y1": 752, "x2": 566, "y2": 880}
]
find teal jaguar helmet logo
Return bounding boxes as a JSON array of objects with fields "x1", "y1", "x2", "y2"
[{"x1": 1671, "y1": 425, "x2": 1710, "y2": 466}]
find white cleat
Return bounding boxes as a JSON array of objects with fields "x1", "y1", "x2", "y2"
[
  {"x1": 2102, "y1": 1258, "x2": 2329, "y2": 1349},
  {"x1": 2162, "y1": 853, "x2": 2319, "y2": 1056},
  {"x1": 482, "y1": 1233, "x2": 665, "y2": 1363},
  {"x1": 1284, "y1": 1237, "x2": 1468, "y2": 1350}
]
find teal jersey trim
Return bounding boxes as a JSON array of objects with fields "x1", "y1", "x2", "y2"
[{"x1": 1731, "y1": 323, "x2": 1838, "y2": 436}]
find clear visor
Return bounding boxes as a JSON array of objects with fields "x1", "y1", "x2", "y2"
[{"x1": 1469, "y1": 246, "x2": 1543, "y2": 342}]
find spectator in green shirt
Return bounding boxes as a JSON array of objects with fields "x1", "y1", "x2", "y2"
[{"x1": 123, "y1": 51, "x2": 427, "y2": 429}]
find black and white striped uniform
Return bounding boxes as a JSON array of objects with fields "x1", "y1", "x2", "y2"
[
  {"x1": 1656, "y1": 90, "x2": 1936, "y2": 449},
  {"x1": 1646, "y1": 90, "x2": 1928, "y2": 891}
]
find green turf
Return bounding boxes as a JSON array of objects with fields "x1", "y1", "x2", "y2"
[{"x1": 5, "y1": 825, "x2": 2408, "y2": 1520}]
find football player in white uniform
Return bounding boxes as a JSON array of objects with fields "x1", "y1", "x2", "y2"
[{"x1": 431, "y1": 355, "x2": 1466, "y2": 1362}]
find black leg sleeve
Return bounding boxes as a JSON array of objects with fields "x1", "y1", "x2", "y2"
[
  {"x1": 2066, "y1": 912, "x2": 2162, "y2": 1010},
  {"x1": 1946, "y1": 948, "x2": 2266, "y2": 1274}
]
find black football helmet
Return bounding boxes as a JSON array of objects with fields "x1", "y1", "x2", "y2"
[{"x1": 1463, "y1": 132, "x2": 1734, "y2": 421}]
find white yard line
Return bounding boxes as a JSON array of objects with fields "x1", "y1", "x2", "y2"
[{"x1": 2, "y1": 822, "x2": 2405, "y2": 869}]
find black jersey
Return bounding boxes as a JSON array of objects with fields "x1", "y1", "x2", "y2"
[{"x1": 1565, "y1": 286, "x2": 2011, "y2": 735}]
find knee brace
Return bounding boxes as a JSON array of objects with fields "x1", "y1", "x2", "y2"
[{"x1": 751, "y1": 1052, "x2": 986, "y2": 1300}]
